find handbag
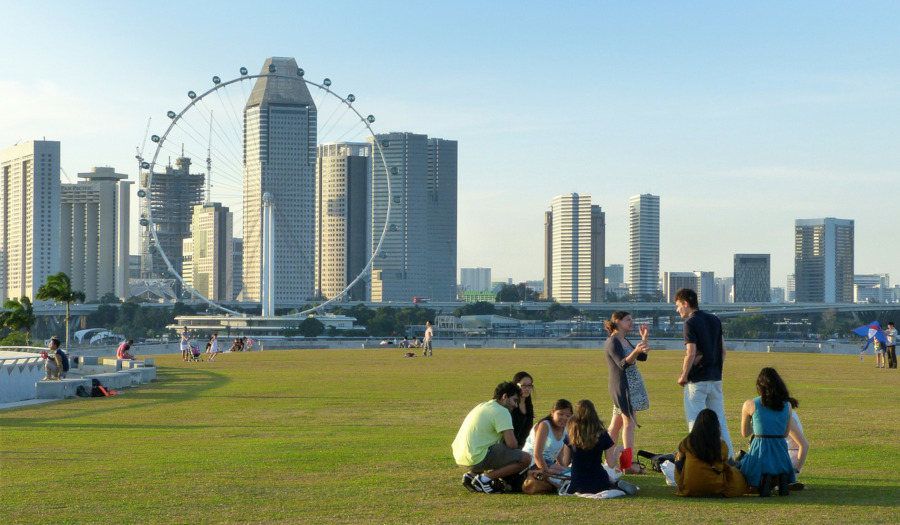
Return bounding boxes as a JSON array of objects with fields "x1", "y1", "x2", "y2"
[{"x1": 522, "y1": 470, "x2": 556, "y2": 495}]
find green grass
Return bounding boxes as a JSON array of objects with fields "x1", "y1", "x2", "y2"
[{"x1": 2, "y1": 347, "x2": 899, "y2": 524}]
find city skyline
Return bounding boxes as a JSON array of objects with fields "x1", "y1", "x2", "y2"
[{"x1": 2, "y1": 3, "x2": 899, "y2": 289}]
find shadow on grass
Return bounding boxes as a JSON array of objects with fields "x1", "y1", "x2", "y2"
[{"x1": 0, "y1": 365, "x2": 229, "y2": 428}]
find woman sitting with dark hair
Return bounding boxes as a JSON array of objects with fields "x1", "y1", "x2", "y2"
[
  {"x1": 674, "y1": 408, "x2": 748, "y2": 497},
  {"x1": 739, "y1": 367, "x2": 797, "y2": 496},
  {"x1": 511, "y1": 371, "x2": 535, "y2": 449}
]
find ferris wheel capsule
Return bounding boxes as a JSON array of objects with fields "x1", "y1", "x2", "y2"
[
  {"x1": 268, "y1": 64, "x2": 276, "y2": 73},
  {"x1": 212, "y1": 76, "x2": 221, "y2": 84},
  {"x1": 151, "y1": 135, "x2": 161, "y2": 143},
  {"x1": 367, "y1": 115, "x2": 375, "y2": 123},
  {"x1": 323, "y1": 78, "x2": 332, "y2": 87},
  {"x1": 240, "y1": 67, "x2": 248, "y2": 75},
  {"x1": 139, "y1": 218, "x2": 149, "y2": 227},
  {"x1": 188, "y1": 91, "x2": 196, "y2": 99},
  {"x1": 167, "y1": 111, "x2": 176, "y2": 119},
  {"x1": 140, "y1": 162, "x2": 150, "y2": 169},
  {"x1": 137, "y1": 189, "x2": 147, "y2": 198},
  {"x1": 347, "y1": 94, "x2": 355, "y2": 103},
  {"x1": 390, "y1": 167, "x2": 398, "y2": 175},
  {"x1": 297, "y1": 68, "x2": 304, "y2": 76}
]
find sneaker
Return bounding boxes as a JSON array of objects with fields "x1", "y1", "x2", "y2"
[
  {"x1": 616, "y1": 479, "x2": 639, "y2": 495},
  {"x1": 758, "y1": 474, "x2": 772, "y2": 498},
  {"x1": 778, "y1": 473, "x2": 791, "y2": 496},
  {"x1": 491, "y1": 478, "x2": 511, "y2": 494},
  {"x1": 462, "y1": 472, "x2": 477, "y2": 492},
  {"x1": 788, "y1": 482, "x2": 806, "y2": 491},
  {"x1": 472, "y1": 476, "x2": 495, "y2": 494}
]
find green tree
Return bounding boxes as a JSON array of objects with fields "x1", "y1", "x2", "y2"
[
  {"x1": 454, "y1": 302, "x2": 496, "y2": 317},
  {"x1": 1, "y1": 296, "x2": 36, "y2": 344},
  {"x1": 496, "y1": 284, "x2": 521, "y2": 302},
  {"x1": 99, "y1": 292, "x2": 122, "y2": 304},
  {"x1": 298, "y1": 317, "x2": 325, "y2": 338},
  {"x1": 0, "y1": 331, "x2": 29, "y2": 347},
  {"x1": 36, "y1": 272, "x2": 86, "y2": 349}
]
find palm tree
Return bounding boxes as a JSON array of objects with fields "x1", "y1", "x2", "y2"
[
  {"x1": 1, "y1": 296, "x2": 36, "y2": 345},
  {"x1": 36, "y1": 272, "x2": 86, "y2": 349}
]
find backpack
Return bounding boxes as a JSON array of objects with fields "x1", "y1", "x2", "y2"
[{"x1": 76, "y1": 385, "x2": 91, "y2": 397}]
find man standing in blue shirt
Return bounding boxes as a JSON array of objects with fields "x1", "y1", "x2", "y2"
[{"x1": 675, "y1": 288, "x2": 733, "y2": 456}]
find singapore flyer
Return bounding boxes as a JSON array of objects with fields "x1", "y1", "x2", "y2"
[{"x1": 138, "y1": 57, "x2": 392, "y2": 317}]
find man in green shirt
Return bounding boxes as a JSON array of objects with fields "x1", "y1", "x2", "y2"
[{"x1": 452, "y1": 382, "x2": 532, "y2": 493}]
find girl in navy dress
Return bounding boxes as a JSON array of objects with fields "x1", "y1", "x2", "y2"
[{"x1": 564, "y1": 399, "x2": 637, "y2": 495}]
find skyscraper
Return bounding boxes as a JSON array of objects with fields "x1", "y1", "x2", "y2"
[
  {"x1": 315, "y1": 142, "x2": 370, "y2": 301},
  {"x1": 60, "y1": 167, "x2": 131, "y2": 301},
  {"x1": 733, "y1": 254, "x2": 771, "y2": 303},
  {"x1": 188, "y1": 202, "x2": 233, "y2": 302},
  {"x1": 243, "y1": 56, "x2": 316, "y2": 304},
  {"x1": 367, "y1": 132, "x2": 457, "y2": 302},
  {"x1": 460, "y1": 268, "x2": 492, "y2": 292},
  {"x1": 140, "y1": 156, "x2": 205, "y2": 280},
  {"x1": 794, "y1": 218, "x2": 854, "y2": 303},
  {"x1": 426, "y1": 137, "x2": 458, "y2": 301},
  {"x1": 629, "y1": 194, "x2": 660, "y2": 299},
  {"x1": 0, "y1": 140, "x2": 60, "y2": 301},
  {"x1": 664, "y1": 271, "x2": 715, "y2": 303},
  {"x1": 544, "y1": 193, "x2": 604, "y2": 303}
]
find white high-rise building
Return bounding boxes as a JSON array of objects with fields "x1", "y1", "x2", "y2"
[
  {"x1": 188, "y1": 202, "x2": 233, "y2": 302},
  {"x1": 426, "y1": 137, "x2": 458, "y2": 301},
  {"x1": 243, "y1": 56, "x2": 316, "y2": 304},
  {"x1": 315, "y1": 142, "x2": 370, "y2": 301},
  {"x1": 544, "y1": 193, "x2": 605, "y2": 303},
  {"x1": 664, "y1": 270, "x2": 715, "y2": 303},
  {"x1": 232, "y1": 238, "x2": 243, "y2": 301},
  {"x1": 0, "y1": 141, "x2": 61, "y2": 301},
  {"x1": 629, "y1": 194, "x2": 660, "y2": 299},
  {"x1": 460, "y1": 268, "x2": 492, "y2": 292},
  {"x1": 60, "y1": 167, "x2": 132, "y2": 301},
  {"x1": 794, "y1": 218, "x2": 854, "y2": 303},
  {"x1": 367, "y1": 132, "x2": 457, "y2": 302}
]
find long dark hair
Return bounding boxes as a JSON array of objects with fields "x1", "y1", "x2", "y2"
[
  {"x1": 512, "y1": 371, "x2": 534, "y2": 418},
  {"x1": 684, "y1": 408, "x2": 721, "y2": 465},
  {"x1": 756, "y1": 367, "x2": 798, "y2": 411},
  {"x1": 534, "y1": 399, "x2": 573, "y2": 431}
]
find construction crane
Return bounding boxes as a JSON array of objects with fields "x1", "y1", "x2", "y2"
[
  {"x1": 135, "y1": 117, "x2": 152, "y2": 175},
  {"x1": 206, "y1": 110, "x2": 213, "y2": 203}
]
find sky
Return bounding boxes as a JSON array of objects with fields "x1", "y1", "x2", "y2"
[{"x1": 2, "y1": 1, "x2": 899, "y2": 290}]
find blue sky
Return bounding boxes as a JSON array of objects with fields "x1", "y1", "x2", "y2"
[{"x1": 2, "y1": 1, "x2": 898, "y2": 290}]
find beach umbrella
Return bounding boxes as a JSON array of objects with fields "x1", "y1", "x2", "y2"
[{"x1": 851, "y1": 321, "x2": 888, "y2": 343}]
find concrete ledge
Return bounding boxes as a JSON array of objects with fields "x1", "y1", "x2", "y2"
[
  {"x1": 35, "y1": 378, "x2": 91, "y2": 399},
  {"x1": 513, "y1": 342, "x2": 578, "y2": 349},
  {"x1": 84, "y1": 372, "x2": 134, "y2": 390},
  {"x1": 100, "y1": 358, "x2": 124, "y2": 371},
  {"x1": 767, "y1": 344, "x2": 821, "y2": 353}
]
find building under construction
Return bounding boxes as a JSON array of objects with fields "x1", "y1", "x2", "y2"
[{"x1": 140, "y1": 156, "x2": 205, "y2": 285}]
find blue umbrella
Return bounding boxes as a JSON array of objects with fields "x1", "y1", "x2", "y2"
[{"x1": 851, "y1": 321, "x2": 888, "y2": 343}]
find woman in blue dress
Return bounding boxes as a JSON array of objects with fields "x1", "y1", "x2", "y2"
[{"x1": 739, "y1": 367, "x2": 797, "y2": 496}]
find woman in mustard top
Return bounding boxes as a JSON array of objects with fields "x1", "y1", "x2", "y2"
[{"x1": 675, "y1": 409, "x2": 748, "y2": 497}]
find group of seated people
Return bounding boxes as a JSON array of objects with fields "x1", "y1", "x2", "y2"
[{"x1": 452, "y1": 367, "x2": 809, "y2": 498}]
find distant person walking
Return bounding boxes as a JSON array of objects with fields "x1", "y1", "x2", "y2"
[
  {"x1": 885, "y1": 322, "x2": 897, "y2": 369},
  {"x1": 423, "y1": 321, "x2": 434, "y2": 357},
  {"x1": 207, "y1": 334, "x2": 220, "y2": 362},
  {"x1": 180, "y1": 327, "x2": 191, "y2": 361},
  {"x1": 675, "y1": 288, "x2": 734, "y2": 457}
]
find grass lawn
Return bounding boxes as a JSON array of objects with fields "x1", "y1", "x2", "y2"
[{"x1": 2, "y1": 346, "x2": 899, "y2": 524}]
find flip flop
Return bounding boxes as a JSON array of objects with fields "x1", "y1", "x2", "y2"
[{"x1": 624, "y1": 465, "x2": 646, "y2": 475}]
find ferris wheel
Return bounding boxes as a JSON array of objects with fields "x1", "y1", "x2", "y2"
[{"x1": 137, "y1": 60, "x2": 392, "y2": 316}]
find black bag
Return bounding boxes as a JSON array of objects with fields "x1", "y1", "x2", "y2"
[
  {"x1": 637, "y1": 450, "x2": 676, "y2": 473},
  {"x1": 76, "y1": 385, "x2": 91, "y2": 397}
]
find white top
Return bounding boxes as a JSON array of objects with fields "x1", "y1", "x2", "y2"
[
  {"x1": 522, "y1": 420, "x2": 567, "y2": 468},
  {"x1": 210, "y1": 338, "x2": 219, "y2": 353},
  {"x1": 886, "y1": 327, "x2": 897, "y2": 345},
  {"x1": 180, "y1": 331, "x2": 190, "y2": 349}
]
